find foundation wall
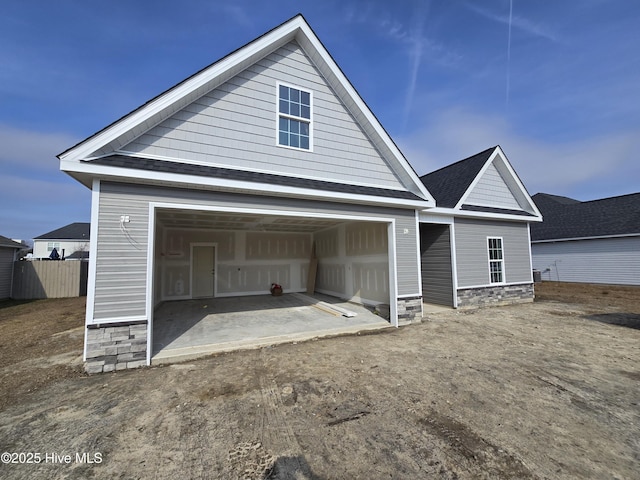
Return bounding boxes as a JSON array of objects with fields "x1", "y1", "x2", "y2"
[{"x1": 456, "y1": 283, "x2": 534, "y2": 309}]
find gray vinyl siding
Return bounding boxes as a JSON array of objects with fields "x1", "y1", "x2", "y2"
[
  {"x1": 394, "y1": 214, "x2": 421, "y2": 296},
  {"x1": 0, "y1": 248, "x2": 16, "y2": 299},
  {"x1": 94, "y1": 188, "x2": 150, "y2": 320},
  {"x1": 92, "y1": 182, "x2": 420, "y2": 322},
  {"x1": 455, "y1": 219, "x2": 532, "y2": 288},
  {"x1": 122, "y1": 41, "x2": 404, "y2": 190},
  {"x1": 532, "y1": 236, "x2": 640, "y2": 285},
  {"x1": 465, "y1": 162, "x2": 520, "y2": 210},
  {"x1": 420, "y1": 224, "x2": 453, "y2": 306}
]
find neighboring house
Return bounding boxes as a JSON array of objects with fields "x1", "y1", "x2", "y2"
[
  {"x1": 531, "y1": 192, "x2": 640, "y2": 285},
  {"x1": 33, "y1": 222, "x2": 90, "y2": 259},
  {"x1": 58, "y1": 15, "x2": 542, "y2": 372},
  {"x1": 0, "y1": 235, "x2": 23, "y2": 299}
]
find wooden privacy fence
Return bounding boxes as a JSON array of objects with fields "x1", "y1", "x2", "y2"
[{"x1": 12, "y1": 260, "x2": 88, "y2": 299}]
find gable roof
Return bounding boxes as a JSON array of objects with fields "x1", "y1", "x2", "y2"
[
  {"x1": 420, "y1": 147, "x2": 494, "y2": 208},
  {"x1": 34, "y1": 222, "x2": 90, "y2": 241},
  {"x1": 531, "y1": 192, "x2": 640, "y2": 241},
  {"x1": 0, "y1": 235, "x2": 23, "y2": 249},
  {"x1": 420, "y1": 146, "x2": 541, "y2": 221},
  {"x1": 58, "y1": 14, "x2": 435, "y2": 207}
]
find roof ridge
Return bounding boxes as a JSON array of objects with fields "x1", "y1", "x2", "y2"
[
  {"x1": 579, "y1": 191, "x2": 640, "y2": 205},
  {"x1": 419, "y1": 146, "x2": 497, "y2": 178}
]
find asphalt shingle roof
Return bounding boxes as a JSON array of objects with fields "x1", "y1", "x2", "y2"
[
  {"x1": 531, "y1": 192, "x2": 640, "y2": 241},
  {"x1": 88, "y1": 155, "x2": 424, "y2": 201},
  {"x1": 0, "y1": 235, "x2": 23, "y2": 249},
  {"x1": 34, "y1": 222, "x2": 90, "y2": 240},
  {"x1": 419, "y1": 147, "x2": 495, "y2": 208}
]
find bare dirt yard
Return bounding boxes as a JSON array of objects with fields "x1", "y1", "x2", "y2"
[{"x1": 0, "y1": 282, "x2": 638, "y2": 479}]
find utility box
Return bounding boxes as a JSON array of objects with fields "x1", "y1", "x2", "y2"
[{"x1": 533, "y1": 269, "x2": 542, "y2": 283}]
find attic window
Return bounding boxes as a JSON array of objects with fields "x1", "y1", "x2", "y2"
[{"x1": 277, "y1": 83, "x2": 312, "y2": 150}]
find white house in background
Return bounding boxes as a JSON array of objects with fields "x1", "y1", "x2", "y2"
[
  {"x1": 58, "y1": 14, "x2": 542, "y2": 373},
  {"x1": 531, "y1": 193, "x2": 640, "y2": 285},
  {"x1": 33, "y1": 222, "x2": 90, "y2": 259},
  {"x1": 0, "y1": 235, "x2": 24, "y2": 299}
]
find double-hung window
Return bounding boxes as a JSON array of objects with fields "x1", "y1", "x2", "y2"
[
  {"x1": 277, "y1": 83, "x2": 311, "y2": 150},
  {"x1": 487, "y1": 237, "x2": 504, "y2": 284}
]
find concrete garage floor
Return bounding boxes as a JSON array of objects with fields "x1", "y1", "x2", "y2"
[{"x1": 152, "y1": 293, "x2": 391, "y2": 364}]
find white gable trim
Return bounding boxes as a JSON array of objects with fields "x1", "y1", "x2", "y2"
[
  {"x1": 454, "y1": 146, "x2": 541, "y2": 220},
  {"x1": 59, "y1": 20, "x2": 298, "y2": 163},
  {"x1": 59, "y1": 15, "x2": 435, "y2": 205}
]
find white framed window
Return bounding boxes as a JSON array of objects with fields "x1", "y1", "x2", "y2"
[
  {"x1": 276, "y1": 82, "x2": 312, "y2": 150},
  {"x1": 487, "y1": 237, "x2": 504, "y2": 284},
  {"x1": 47, "y1": 242, "x2": 60, "y2": 252}
]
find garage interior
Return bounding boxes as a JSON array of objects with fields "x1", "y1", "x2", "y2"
[{"x1": 151, "y1": 208, "x2": 393, "y2": 361}]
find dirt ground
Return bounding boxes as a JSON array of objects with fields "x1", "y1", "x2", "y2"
[{"x1": 0, "y1": 282, "x2": 638, "y2": 479}]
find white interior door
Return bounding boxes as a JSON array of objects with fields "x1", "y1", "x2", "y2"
[{"x1": 192, "y1": 245, "x2": 216, "y2": 298}]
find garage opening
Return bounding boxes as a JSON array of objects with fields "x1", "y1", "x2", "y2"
[
  {"x1": 420, "y1": 223, "x2": 455, "y2": 307},
  {"x1": 150, "y1": 208, "x2": 393, "y2": 362}
]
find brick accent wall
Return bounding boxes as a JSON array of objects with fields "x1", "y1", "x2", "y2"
[
  {"x1": 456, "y1": 283, "x2": 534, "y2": 309},
  {"x1": 397, "y1": 296, "x2": 423, "y2": 325},
  {"x1": 85, "y1": 322, "x2": 148, "y2": 373}
]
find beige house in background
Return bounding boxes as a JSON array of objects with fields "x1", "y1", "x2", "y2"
[{"x1": 32, "y1": 222, "x2": 90, "y2": 259}]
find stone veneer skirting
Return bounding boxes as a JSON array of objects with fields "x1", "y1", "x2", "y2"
[
  {"x1": 85, "y1": 322, "x2": 148, "y2": 374},
  {"x1": 397, "y1": 296, "x2": 423, "y2": 325},
  {"x1": 456, "y1": 283, "x2": 534, "y2": 309}
]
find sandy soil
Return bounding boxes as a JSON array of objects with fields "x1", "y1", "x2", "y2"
[{"x1": 0, "y1": 283, "x2": 638, "y2": 479}]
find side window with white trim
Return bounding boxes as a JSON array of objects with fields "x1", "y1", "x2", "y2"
[
  {"x1": 277, "y1": 83, "x2": 312, "y2": 150},
  {"x1": 488, "y1": 237, "x2": 504, "y2": 283}
]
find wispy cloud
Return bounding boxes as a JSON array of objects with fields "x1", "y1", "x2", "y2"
[
  {"x1": 343, "y1": 2, "x2": 461, "y2": 130},
  {"x1": 0, "y1": 125, "x2": 86, "y2": 239},
  {"x1": 0, "y1": 124, "x2": 77, "y2": 169},
  {"x1": 465, "y1": 2, "x2": 558, "y2": 42},
  {"x1": 397, "y1": 107, "x2": 639, "y2": 200}
]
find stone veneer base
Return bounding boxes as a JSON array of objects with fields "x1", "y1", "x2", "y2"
[
  {"x1": 85, "y1": 322, "x2": 148, "y2": 374},
  {"x1": 397, "y1": 296, "x2": 423, "y2": 325},
  {"x1": 456, "y1": 283, "x2": 534, "y2": 309}
]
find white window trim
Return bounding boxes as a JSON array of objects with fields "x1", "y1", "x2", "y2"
[
  {"x1": 275, "y1": 81, "x2": 313, "y2": 152},
  {"x1": 487, "y1": 236, "x2": 505, "y2": 284},
  {"x1": 47, "y1": 241, "x2": 61, "y2": 252}
]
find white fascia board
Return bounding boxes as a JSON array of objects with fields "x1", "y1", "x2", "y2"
[
  {"x1": 61, "y1": 159, "x2": 430, "y2": 210},
  {"x1": 295, "y1": 23, "x2": 436, "y2": 205},
  {"x1": 423, "y1": 206, "x2": 542, "y2": 222},
  {"x1": 532, "y1": 233, "x2": 640, "y2": 243},
  {"x1": 59, "y1": 19, "x2": 301, "y2": 164}
]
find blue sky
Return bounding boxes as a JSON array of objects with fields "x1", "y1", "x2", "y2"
[{"x1": 1, "y1": 0, "x2": 639, "y2": 242}]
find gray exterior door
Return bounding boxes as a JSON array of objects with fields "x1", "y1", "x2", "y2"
[
  {"x1": 420, "y1": 224, "x2": 454, "y2": 307},
  {"x1": 192, "y1": 245, "x2": 216, "y2": 298}
]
